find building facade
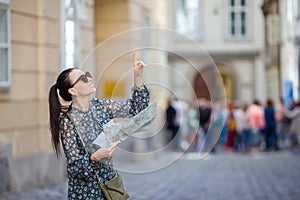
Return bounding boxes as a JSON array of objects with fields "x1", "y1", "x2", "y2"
[
  {"x1": 0, "y1": 0, "x2": 74, "y2": 192},
  {"x1": 167, "y1": 0, "x2": 266, "y2": 104},
  {"x1": 262, "y1": 0, "x2": 300, "y2": 104},
  {"x1": 280, "y1": 0, "x2": 300, "y2": 102}
]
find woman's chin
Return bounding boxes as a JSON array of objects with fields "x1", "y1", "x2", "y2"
[
  {"x1": 90, "y1": 84, "x2": 96, "y2": 91},
  {"x1": 91, "y1": 88, "x2": 96, "y2": 93}
]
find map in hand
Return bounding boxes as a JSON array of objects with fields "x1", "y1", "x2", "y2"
[{"x1": 93, "y1": 102, "x2": 157, "y2": 147}]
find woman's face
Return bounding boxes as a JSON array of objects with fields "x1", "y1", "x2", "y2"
[{"x1": 69, "y1": 69, "x2": 96, "y2": 96}]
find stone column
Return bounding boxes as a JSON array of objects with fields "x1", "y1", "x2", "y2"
[{"x1": 254, "y1": 57, "x2": 267, "y2": 102}]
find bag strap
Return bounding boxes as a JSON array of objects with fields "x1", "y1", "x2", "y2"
[{"x1": 64, "y1": 113, "x2": 104, "y2": 184}]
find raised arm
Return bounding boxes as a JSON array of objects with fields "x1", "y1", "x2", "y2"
[
  {"x1": 105, "y1": 51, "x2": 150, "y2": 118},
  {"x1": 133, "y1": 51, "x2": 146, "y2": 90}
]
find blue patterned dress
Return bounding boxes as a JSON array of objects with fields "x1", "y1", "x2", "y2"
[{"x1": 59, "y1": 86, "x2": 149, "y2": 200}]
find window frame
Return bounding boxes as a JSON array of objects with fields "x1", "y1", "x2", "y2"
[
  {"x1": 175, "y1": 0, "x2": 201, "y2": 40},
  {"x1": 61, "y1": 0, "x2": 85, "y2": 70},
  {"x1": 0, "y1": 0, "x2": 9, "y2": 4},
  {"x1": 0, "y1": 1, "x2": 11, "y2": 89},
  {"x1": 64, "y1": 19, "x2": 81, "y2": 69},
  {"x1": 225, "y1": 0, "x2": 251, "y2": 40},
  {"x1": 295, "y1": 0, "x2": 300, "y2": 39}
]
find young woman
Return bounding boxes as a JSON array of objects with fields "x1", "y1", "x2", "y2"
[{"x1": 48, "y1": 52, "x2": 149, "y2": 199}]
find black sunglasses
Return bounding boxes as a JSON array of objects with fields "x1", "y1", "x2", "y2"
[{"x1": 70, "y1": 71, "x2": 92, "y2": 88}]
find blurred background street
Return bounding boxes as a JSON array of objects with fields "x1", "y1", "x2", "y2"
[{"x1": 1, "y1": 149, "x2": 300, "y2": 200}]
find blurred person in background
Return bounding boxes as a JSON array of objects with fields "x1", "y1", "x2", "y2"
[
  {"x1": 198, "y1": 98, "x2": 214, "y2": 152},
  {"x1": 286, "y1": 100, "x2": 300, "y2": 149},
  {"x1": 240, "y1": 104, "x2": 251, "y2": 153},
  {"x1": 288, "y1": 99, "x2": 296, "y2": 111},
  {"x1": 226, "y1": 111, "x2": 236, "y2": 150},
  {"x1": 166, "y1": 98, "x2": 179, "y2": 148},
  {"x1": 170, "y1": 98, "x2": 189, "y2": 150},
  {"x1": 48, "y1": 52, "x2": 149, "y2": 200},
  {"x1": 218, "y1": 99, "x2": 230, "y2": 147},
  {"x1": 264, "y1": 98, "x2": 279, "y2": 151},
  {"x1": 248, "y1": 99, "x2": 265, "y2": 149},
  {"x1": 198, "y1": 98, "x2": 212, "y2": 135},
  {"x1": 185, "y1": 101, "x2": 200, "y2": 151},
  {"x1": 233, "y1": 101, "x2": 243, "y2": 152},
  {"x1": 275, "y1": 97, "x2": 290, "y2": 147}
]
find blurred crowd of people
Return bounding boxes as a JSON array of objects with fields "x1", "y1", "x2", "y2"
[
  {"x1": 165, "y1": 97, "x2": 212, "y2": 152},
  {"x1": 165, "y1": 97, "x2": 300, "y2": 153}
]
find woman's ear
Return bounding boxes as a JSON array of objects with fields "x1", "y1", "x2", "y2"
[{"x1": 68, "y1": 88, "x2": 76, "y2": 96}]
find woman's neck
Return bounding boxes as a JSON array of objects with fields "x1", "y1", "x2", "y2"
[{"x1": 72, "y1": 96, "x2": 90, "y2": 112}]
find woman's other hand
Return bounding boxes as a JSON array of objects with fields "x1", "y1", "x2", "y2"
[{"x1": 91, "y1": 141, "x2": 120, "y2": 161}]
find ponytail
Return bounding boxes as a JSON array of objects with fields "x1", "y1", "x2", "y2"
[
  {"x1": 48, "y1": 67, "x2": 74, "y2": 159},
  {"x1": 48, "y1": 84, "x2": 62, "y2": 158}
]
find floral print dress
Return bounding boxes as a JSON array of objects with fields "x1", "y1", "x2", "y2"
[{"x1": 59, "y1": 86, "x2": 150, "y2": 200}]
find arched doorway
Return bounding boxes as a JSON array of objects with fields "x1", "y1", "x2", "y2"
[
  {"x1": 193, "y1": 65, "x2": 233, "y2": 101},
  {"x1": 193, "y1": 67, "x2": 214, "y2": 100},
  {"x1": 218, "y1": 65, "x2": 233, "y2": 100}
]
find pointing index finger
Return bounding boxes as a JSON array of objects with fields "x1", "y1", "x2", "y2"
[{"x1": 132, "y1": 51, "x2": 137, "y2": 66}]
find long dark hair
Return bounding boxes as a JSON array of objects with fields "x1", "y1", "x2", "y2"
[{"x1": 48, "y1": 68, "x2": 74, "y2": 158}]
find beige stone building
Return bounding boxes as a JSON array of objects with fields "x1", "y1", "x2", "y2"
[
  {"x1": 0, "y1": 0, "x2": 70, "y2": 192},
  {"x1": 0, "y1": 0, "x2": 169, "y2": 192}
]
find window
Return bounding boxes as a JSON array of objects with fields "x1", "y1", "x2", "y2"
[
  {"x1": 0, "y1": 2, "x2": 10, "y2": 88},
  {"x1": 62, "y1": 0, "x2": 87, "y2": 69},
  {"x1": 227, "y1": 0, "x2": 249, "y2": 39},
  {"x1": 176, "y1": 0, "x2": 200, "y2": 39},
  {"x1": 294, "y1": 0, "x2": 300, "y2": 38},
  {"x1": 65, "y1": 19, "x2": 80, "y2": 68}
]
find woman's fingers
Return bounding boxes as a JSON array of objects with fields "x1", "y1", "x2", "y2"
[
  {"x1": 135, "y1": 61, "x2": 147, "y2": 71},
  {"x1": 137, "y1": 61, "x2": 146, "y2": 67},
  {"x1": 132, "y1": 51, "x2": 137, "y2": 66},
  {"x1": 109, "y1": 140, "x2": 120, "y2": 151},
  {"x1": 133, "y1": 52, "x2": 146, "y2": 69}
]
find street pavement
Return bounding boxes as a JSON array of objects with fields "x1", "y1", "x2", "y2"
[{"x1": 0, "y1": 149, "x2": 300, "y2": 200}]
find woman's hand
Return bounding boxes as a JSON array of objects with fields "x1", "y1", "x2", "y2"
[
  {"x1": 133, "y1": 51, "x2": 146, "y2": 89},
  {"x1": 91, "y1": 141, "x2": 120, "y2": 162}
]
